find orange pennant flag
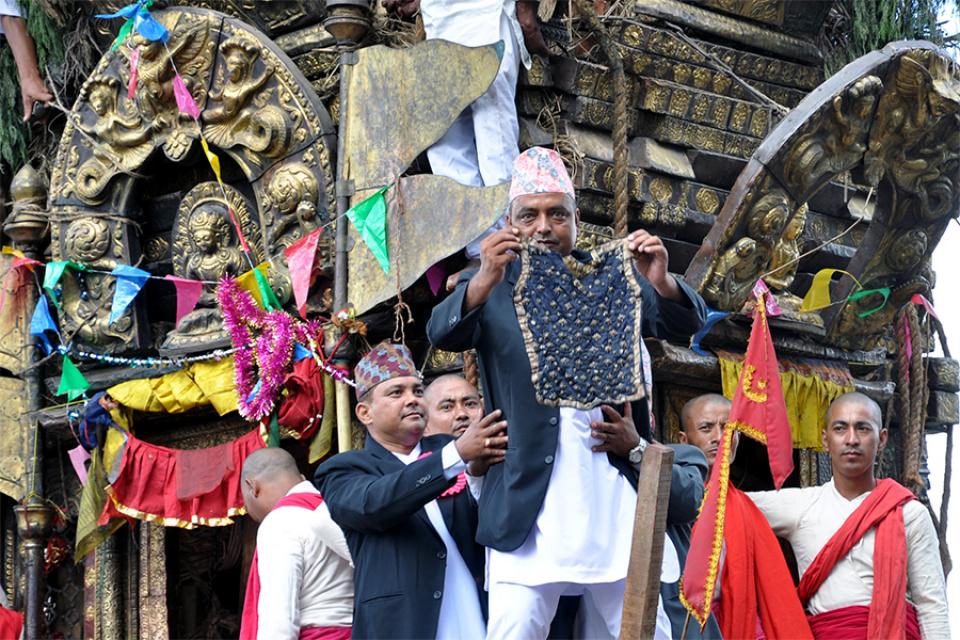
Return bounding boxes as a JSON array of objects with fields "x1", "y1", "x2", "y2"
[{"x1": 681, "y1": 279, "x2": 794, "y2": 628}]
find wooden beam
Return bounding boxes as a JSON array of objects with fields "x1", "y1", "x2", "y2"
[{"x1": 620, "y1": 444, "x2": 675, "y2": 639}]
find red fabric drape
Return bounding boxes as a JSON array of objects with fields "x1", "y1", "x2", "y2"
[
  {"x1": 0, "y1": 606, "x2": 23, "y2": 640},
  {"x1": 808, "y1": 604, "x2": 921, "y2": 640},
  {"x1": 240, "y1": 492, "x2": 329, "y2": 640},
  {"x1": 797, "y1": 479, "x2": 915, "y2": 640},
  {"x1": 100, "y1": 429, "x2": 265, "y2": 528},
  {"x1": 716, "y1": 486, "x2": 813, "y2": 640}
]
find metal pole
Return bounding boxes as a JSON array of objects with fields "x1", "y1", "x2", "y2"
[{"x1": 333, "y1": 50, "x2": 355, "y2": 452}]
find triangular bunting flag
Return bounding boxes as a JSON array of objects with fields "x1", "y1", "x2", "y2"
[
  {"x1": 284, "y1": 229, "x2": 321, "y2": 318},
  {"x1": 237, "y1": 264, "x2": 281, "y2": 310},
  {"x1": 29, "y1": 295, "x2": 59, "y2": 355},
  {"x1": 689, "y1": 308, "x2": 730, "y2": 356},
  {"x1": 68, "y1": 445, "x2": 91, "y2": 485},
  {"x1": 127, "y1": 46, "x2": 140, "y2": 99},
  {"x1": 849, "y1": 287, "x2": 891, "y2": 317},
  {"x1": 426, "y1": 263, "x2": 446, "y2": 296},
  {"x1": 133, "y1": 8, "x2": 168, "y2": 42},
  {"x1": 911, "y1": 293, "x2": 939, "y2": 320},
  {"x1": 173, "y1": 73, "x2": 200, "y2": 120},
  {"x1": 682, "y1": 280, "x2": 793, "y2": 629},
  {"x1": 200, "y1": 136, "x2": 222, "y2": 184},
  {"x1": 164, "y1": 275, "x2": 203, "y2": 328},
  {"x1": 800, "y1": 268, "x2": 860, "y2": 312},
  {"x1": 57, "y1": 355, "x2": 90, "y2": 402},
  {"x1": 43, "y1": 261, "x2": 85, "y2": 310},
  {"x1": 346, "y1": 187, "x2": 389, "y2": 273},
  {"x1": 293, "y1": 343, "x2": 312, "y2": 362},
  {"x1": 109, "y1": 265, "x2": 150, "y2": 324}
]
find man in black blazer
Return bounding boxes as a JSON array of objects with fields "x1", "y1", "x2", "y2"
[
  {"x1": 314, "y1": 342, "x2": 507, "y2": 640},
  {"x1": 427, "y1": 147, "x2": 707, "y2": 638}
]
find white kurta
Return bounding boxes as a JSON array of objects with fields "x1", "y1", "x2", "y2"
[
  {"x1": 484, "y1": 407, "x2": 675, "y2": 639},
  {"x1": 748, "y1": 480, "x2": 950, "y2": 640},
  {"x1": 393, "y1": 443, "x2": 486, "y2": 640},
  {"x1": 255, "y1": 481, "x2": 354, "y2": 639}
]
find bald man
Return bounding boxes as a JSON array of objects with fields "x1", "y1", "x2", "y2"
[
  {"x1": 240, "y1": 448, "x2": 354, "y2": 640},
  {"x1": 424, "y1": 375, "x2": 484, "y2": 437},
  {"x1": 749, "y1": 393, "x2": 949, "y2": 639},
  {"x1": 678, "y1": 394, "x2": 735, "y2": 470}
]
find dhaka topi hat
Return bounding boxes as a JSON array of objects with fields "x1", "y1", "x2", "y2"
[
  {"x1": 509, "y1": 147, "x2": 576, "y2": 203},
  {"x1": 354, "y1": 342, "x2": 419, "y2": 400}
]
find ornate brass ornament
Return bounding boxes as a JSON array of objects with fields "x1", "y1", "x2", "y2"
[
  {"x1": 685, "y1": 42, "x2": 960, "y2": 349},
  {"x1": 340, "y1": 40, "x2": 510, "y2": 314},
  {"x1": 0, "y1": 377, "x2": 27, "y2": 500},
  {"x1": 48, "y1": 7, "x2": 336, "y2": 354}
]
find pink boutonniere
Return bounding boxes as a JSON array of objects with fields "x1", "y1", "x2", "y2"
[{"x1": 417, "y1": 451, "x2": 468, "y2": 498}]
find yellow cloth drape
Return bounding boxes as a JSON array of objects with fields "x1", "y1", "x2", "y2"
[
  {"x1": 717, "y1": 352, "x2": 855, "y2": 450},
  {"x1": 107, "y1": 357, "x2": 238, "y2": 416},
  {"x1": 75, "y1": 418, "x2": 129, "y2": 561}
]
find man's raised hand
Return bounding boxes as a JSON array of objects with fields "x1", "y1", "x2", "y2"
[
  {"x1": 454, "y1": 410, "x2": 508, "y2": 476},
  {"x1": 465, "y1": 228, "x2": 522, "y2": 310},
  {"x1": 626, "y1": 230, "x2": 683, "y2": 302}
]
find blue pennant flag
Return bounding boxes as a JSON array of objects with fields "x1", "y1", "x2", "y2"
[
  {"x1": 30, "y1": 295, "x2": 60, "y2": 355},
  {"x1": 293, "y1": 343, "x2": 312, "y2": 362},
  {"x1": 109, "y1": 265, "x2": 150, "y2": 324},
  {"x1": 247, "y1": 379, "x2": 262, "y2": 403},
  {"x1": 689, "y1": 308, "x2": 730, "y2": 357},
  {"x1": 134, "y1": 9, "x2": 168, "y2": 42}
]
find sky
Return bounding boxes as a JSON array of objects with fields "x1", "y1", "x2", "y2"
[{"x1": 924, "y1": 5, "x2": 959, "y2": 634}]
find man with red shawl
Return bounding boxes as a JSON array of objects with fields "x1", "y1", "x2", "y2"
[{"x1": 748, "y1": 392, "x2": 949, "y2": 639}]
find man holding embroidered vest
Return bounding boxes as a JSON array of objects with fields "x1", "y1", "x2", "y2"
[
  {"x1": 315, "y1": 343, "x2": 508, "y2": 639},
  {"x1": 239, "y1": 448, "x2": 354, "y2": 640},
  {"x1": 748, "y1": 392, "x2": 949, "y2": 639},
  {"x1": 427, "y1": 147, "x2": 707, "y2": 638}
]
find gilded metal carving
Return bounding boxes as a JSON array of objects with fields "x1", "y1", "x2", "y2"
[
  {"x1": 138, "y1": 524, "x2": 168, "y2": 640},
  {"x1": 0, "y1": 377, "x2": 27, "y2": 500},
  {"x1": 49, "y1": 7, "x2": 336, "y2": 353},
  {"x1": 686, "y1": 42, "x2": 960, "y2": 349}
]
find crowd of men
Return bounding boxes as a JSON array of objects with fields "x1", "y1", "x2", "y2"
[{"x1": 237, "y1": 147, "x2": 950, "y2": 640}]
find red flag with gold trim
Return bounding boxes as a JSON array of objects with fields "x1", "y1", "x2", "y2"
[{"x1": 681, "y1": 280, "x2": 794, "y2": 628}]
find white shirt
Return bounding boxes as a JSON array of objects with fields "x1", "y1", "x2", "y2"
[
  {"x1": 486, "y1": 407, "x2": 678, "y2": 587},
  {"x1": 0, "y1": 0, "x2": 22, "y2": 35},
  {"x1": 393, "y1": 443, "x2": 486, "y2": 640},
  {"x1": 419, "y1": 0, "x2": 531, "y2": 69},
  {"x1": 255, "y1": 481, "x2": 354, "y2": 639},
  {"x1": 749, "y1": 480, "x2": 950, "y2": 640}
]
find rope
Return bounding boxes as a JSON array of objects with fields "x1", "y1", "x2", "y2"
[
  {"x1": 570, "y1": 0, "x2": 630, "y2": 237},
  {"x1": 463, "y1": 350, "x2": 479, "y2": 390},
  {"x1": 391, "y1": 181, "x2": 412, "y2": 344},
  {"x1": 896, "y1": 304, "x2": 927, "y2": 496}
]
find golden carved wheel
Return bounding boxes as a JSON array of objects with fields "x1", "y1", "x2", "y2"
[
  {"x1": 685, "y1": 41, "x2": 960, "y2": 349},
  {"x1": 48, "y1": 7, "x2": 337, "y2": 353}
]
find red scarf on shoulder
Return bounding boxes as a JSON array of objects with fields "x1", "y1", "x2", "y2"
[
  {"x1": 797, "y1": 479, "x2": 915, "y2": 640},
  {"x1": 717, "y1": 486, "x2": 813, "y2": 640},
  {"x1": 240, "y1": 492, "x2": 345, "y2": 640}
]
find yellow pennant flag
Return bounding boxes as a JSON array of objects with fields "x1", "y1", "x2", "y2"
[
  {"x1": 801, "y1": 269, "x2": 861, "y2": 312},
  {"x1": 1, "y1": 246, "x2": 25, "y2": 259},
  {"x1": 237, "y1": 263, "x2": 281, "y2": 310},
  {"x1": 200, "y1": 136, "x2": 222, "y2": 184}
]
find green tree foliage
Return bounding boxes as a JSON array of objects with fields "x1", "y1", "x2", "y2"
[
  {"x1": 822, "y1": 0, "x2": 959, "y2": 75},
  {"x1": 0, "y1": 1, "x2": 65, "y2": 173}
]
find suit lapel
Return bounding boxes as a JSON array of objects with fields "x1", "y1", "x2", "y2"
[{"x1": 365, "y1": 435, "x2": 441, "y2": 533}]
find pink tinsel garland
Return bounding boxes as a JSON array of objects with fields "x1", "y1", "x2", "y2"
[{"x1": 217, "y1": 278, "x2": 321, "y2": 420}]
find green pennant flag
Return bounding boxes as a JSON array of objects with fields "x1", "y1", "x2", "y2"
[
  {"x1": 57, "y1": 355, "x2": 90, "y2": 402},
  {"x1": 268, "y1": 412, "x2": 280, "y2": 448},
  {"x1": 346, "y1": 187, "x2": 390, "y2": 274},
  {"x1": 43, "y1": 261, "x2": 86, "y2": 310},
  {"x1": 110, "y1": 19, "x2": 134, "y2": 51},
  {"x1": 253, "y1": 265, "x2": 282, "y2": 311},
  {"x1": 850, "y1": 287, "x2": 891, "y2": 318}
]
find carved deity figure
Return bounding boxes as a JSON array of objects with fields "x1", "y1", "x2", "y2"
[
  {"x1": 784, "y1": 76, "x2": 882, "y2": 197},
  {"x1": 203, "y1": 37, "x2": 288, "y2": 160},
  {"x1": 703, "y1": 190, "x2": 791, "y2": 309},
  {"x1": 766, "y1": 204, "x2": 808, "y2": 292},
  {"x1": 265, "y1": 163, "x2": 320, "y2": 246},
  {"x1": 185, "y1": 206, "x2": 246, "y2": 303}
]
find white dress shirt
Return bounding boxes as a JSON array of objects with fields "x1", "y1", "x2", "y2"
[
  {"x1": 0, "y1": 0, "x2": 22, "y2": 35},
  {"x1": 749, "y1": 480, "x2": 950, "y2": 640},
  {"x1": 419, "y1": 0, "x2": 531, "y2": 69},
  {"x1": 255, "y1": 481, "x2": 354, "y2": 639},
  {"x1": 392, "y1": 443, "x2": 486, "y2": 640}
]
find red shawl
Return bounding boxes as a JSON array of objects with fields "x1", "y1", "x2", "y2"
[
  {"x1": 797, "y1": 479, "x2": 915, "y2": 640},
  {"x1": 0, "y1": 606, "x2": 23, "y2": 640},
  {"x1": 240, "y1": 492, "x2": 327, "y2": 640},
  {"x1": 717, "y1": 486, "x2": 813, "y2": 640}
]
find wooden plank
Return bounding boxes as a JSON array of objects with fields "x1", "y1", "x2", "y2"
[{"x1": 620, "y1": 444, "x2": 675, "y2": 639}]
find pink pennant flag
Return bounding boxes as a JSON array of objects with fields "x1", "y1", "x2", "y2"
[
  {"x1": 127, "y1": 46, "x2": 140, "y2": 99},
  {"x1": 164, "y1": 275, "x2": 204, "y2": 327},
  {"x1": 284, "y1": 229, "x2": 321, "y2": 318},
  {"x1": 911, "y1": 293, "x2": 939, "y2": 320},
  {"x1": 426, "y1": 263, "x2": 446, "y2": 296},
  {"x1": 172, "y1": 73, "x2": 200, "y2": 120},
  {"x1": 68, "y1": 445, "x2": 91, "y2": 485}
]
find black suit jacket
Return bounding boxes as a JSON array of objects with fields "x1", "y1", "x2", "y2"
[
  {"x1": 426, "y1": 255, "x2": 707, "y2": 552},
  {"x1": 662, "y1": 444, "x2": 723, "y2": 639},
  {"x1": 314, "y1": 434, "x2": 484, "y2": 640}
]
